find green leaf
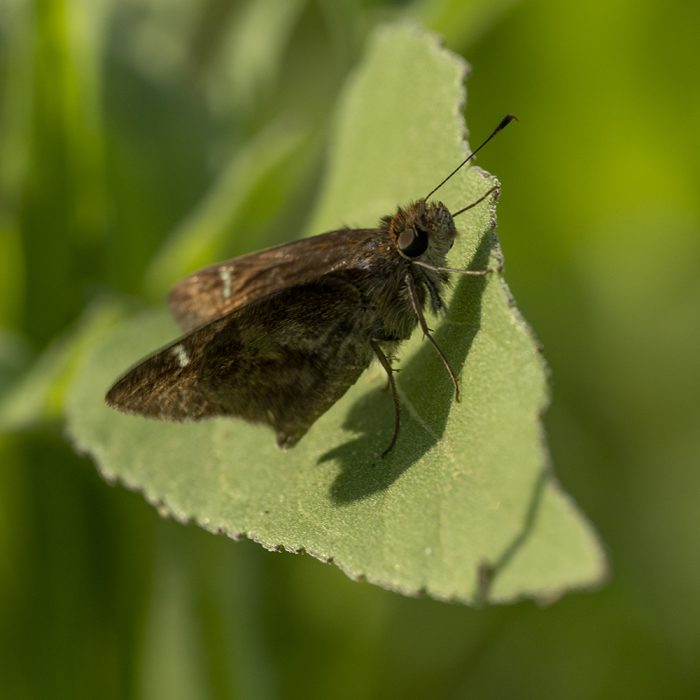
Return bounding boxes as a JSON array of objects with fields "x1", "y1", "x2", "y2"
[
  {"x1": 0, "y1": 301, "x2": 125, "y2": 433},
  {"x1": 66, "y1": 22, "x2": 606, "y2": 604}
]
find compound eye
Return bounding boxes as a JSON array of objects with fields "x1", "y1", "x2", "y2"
[{"x1": 398, "y1": 226, "x2": 429, "y2": 257}]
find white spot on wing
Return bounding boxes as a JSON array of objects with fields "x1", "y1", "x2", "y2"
[
  {"x1": 219, "y1": 268, "x2": 233, "y2": 300},
  {"x1": 171, "y1": 343, "x2": 190, "y2": 368}
]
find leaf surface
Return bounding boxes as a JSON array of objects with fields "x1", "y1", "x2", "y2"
[{"x1": 67, "y1": 23, "x2": 606, "y2": 603}]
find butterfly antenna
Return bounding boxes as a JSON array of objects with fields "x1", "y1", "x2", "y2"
[
  {"x1": 425, "y1": 114, "x2": 518, "y2": 201},
  {"x1": 451, "y1": 185, "x2": 500, "y2": 218}
]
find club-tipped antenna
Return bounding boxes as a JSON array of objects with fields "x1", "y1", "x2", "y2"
[{"x1": 425, "y1": 114, "x2": 518, "y2": 201}]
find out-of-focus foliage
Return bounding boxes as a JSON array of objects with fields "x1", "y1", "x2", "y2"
[{"x1": 1, "y1": 0, "x2": 699, "y2": 698}]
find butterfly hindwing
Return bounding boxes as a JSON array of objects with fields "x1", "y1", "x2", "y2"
[{"x1": 107, "y1": 274, "x2": 377, "y2": 446}]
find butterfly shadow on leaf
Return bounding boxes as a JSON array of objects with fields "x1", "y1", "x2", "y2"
[{"x1": 319, "y1": 231, "x2": 497, "y2": 505}]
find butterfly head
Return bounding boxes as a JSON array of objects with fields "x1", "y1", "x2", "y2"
[{"x1": 387, "y1": 199, "x2": 456, "y2": 267}]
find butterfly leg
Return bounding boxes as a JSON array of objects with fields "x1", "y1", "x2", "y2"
[
  {"x1": 405, "y1": 272, "x2": 461, "y2": 402},
  {"x1": 370, "y1": 340, "x2": 400, "y2": 457}
]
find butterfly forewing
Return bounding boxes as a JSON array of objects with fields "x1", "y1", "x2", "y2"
[
  {"x1": 168, "y1": 228, "x2": 380, "y2": 332},
  {"x1": 105, "y1": 315, "x2": 232, "y2": 420}
]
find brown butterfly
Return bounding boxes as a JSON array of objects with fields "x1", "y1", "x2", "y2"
[{"x1": 106, "y1": 115, "x2": 515, "y2": 456}]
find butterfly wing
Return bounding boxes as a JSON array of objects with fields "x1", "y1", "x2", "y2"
[
  {"x1": 168, "y1": 228, "x2": 380, "y2": 332},
  {"x1": 107, "y1": 274, "x2": 377, "y2": 447}
]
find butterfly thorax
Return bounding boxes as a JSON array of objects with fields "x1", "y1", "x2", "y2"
[{"x1": 367, "y1": 199, "x2": 455, "y2": 342}]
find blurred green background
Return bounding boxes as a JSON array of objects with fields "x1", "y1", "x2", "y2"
[{"x1": 2, "y1": 0, "x2": 699, "y2": 698}]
